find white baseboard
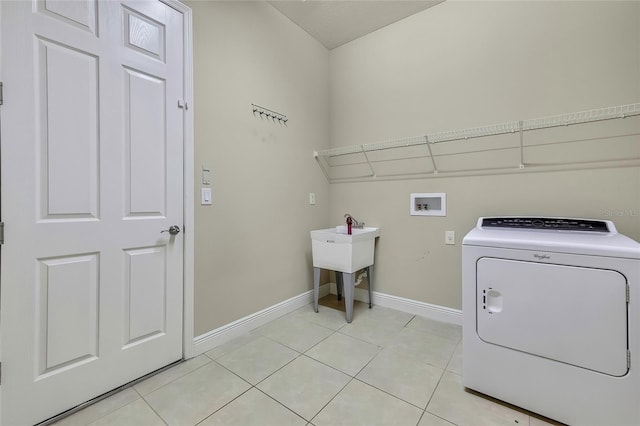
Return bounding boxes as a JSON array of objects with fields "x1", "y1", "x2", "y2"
[
  {"x1": 192, "y1": 283, "x2": 461, "y2": 357},
  {"x1": 369, "y1": 291, "x2": 462, "y2": 325},
  {"x1": 193, "y1": 285, "x2": 330, "y2": 356},
  {"x1": 329, "y1": 283, "x2": 461, "y2": 325}
]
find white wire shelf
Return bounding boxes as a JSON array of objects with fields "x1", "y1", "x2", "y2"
[{"x1": 314, "y1": 103, "x2": 640, "y2": 182}]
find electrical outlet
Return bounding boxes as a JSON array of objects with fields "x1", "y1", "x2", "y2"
[
  {"x1": 309, "y1": 192, "x2": 316, "y2": 205},
  {"x1": 445, "y1": 230, "x2": 455, "y2": 245}
]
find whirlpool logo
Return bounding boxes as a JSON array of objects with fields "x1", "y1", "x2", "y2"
[{"x1": 534, "y1": 253, "x2": 551, "y2": 260}]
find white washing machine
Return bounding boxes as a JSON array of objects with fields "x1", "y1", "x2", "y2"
[{"x1": 462, "y1": 217, "x2": 640, "y2": 426}]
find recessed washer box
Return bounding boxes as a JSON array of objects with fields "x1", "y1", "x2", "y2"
[{"x1": 410, "y1": 193, "x2": 446, "y2": 216}]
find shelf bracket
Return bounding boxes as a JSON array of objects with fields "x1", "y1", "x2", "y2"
[
  {"x1": 313, "y1": 151, "x2": 332, "y2": 183},
  {"x1": 361, "y1": 145, "x2": 376, "y2": 178},
  {"x1": 518, "y1": 120, "x2": 525, "y2": 169},
  {"x1": 424, "y1": 136, "x2": 438, "y2": 174}
]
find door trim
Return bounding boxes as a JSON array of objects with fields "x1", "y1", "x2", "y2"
[{"x1": 160, "y1": 0, "x2": 195, "y2": 360}]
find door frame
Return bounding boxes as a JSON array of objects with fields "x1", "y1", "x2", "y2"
[
  {"x1": 163, "y1": 0, "x2": 196, "y2": 360},
  {"x1": 0, "y1": 0, "x2": 196, "y2": 373}
]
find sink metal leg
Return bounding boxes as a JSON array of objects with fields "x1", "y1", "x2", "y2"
[
  {"x1": 366, "y1": 266, "x2": 373, "y2": 309},
  {"x1": 313, "y1": 267, "x2": 320, "y2": 313},
  {"x1": 343, "y1": 272, "x2": 355, "y2": 323},
  {"x1": 336, "y1": 272, "x2": 343, "y2": 301}
]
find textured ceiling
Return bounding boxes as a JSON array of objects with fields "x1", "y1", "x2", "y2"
[{"x1": 268, "y1": 1, "x2": 445, "y2": 50}]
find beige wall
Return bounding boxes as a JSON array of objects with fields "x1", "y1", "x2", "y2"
[
  {"x1": 189, "y1": 0, "x2": 640, "y2": 335},
  {"x1": 188, "y1": 1, "x2": 330, "y2": 335},
  {"x1": 329, "y1": 1, "x2": 640, "y2": 309}
]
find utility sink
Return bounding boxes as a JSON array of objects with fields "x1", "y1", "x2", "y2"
[{"x1": 310, "y1": 226, "x2": 380, "y2": 273}]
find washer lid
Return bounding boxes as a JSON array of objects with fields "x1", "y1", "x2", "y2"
[{"x1": 462, "y1": 217, "x2": 640, "y2": 258}]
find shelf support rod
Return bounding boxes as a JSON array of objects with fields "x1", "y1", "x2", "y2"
[
  {"x1": 313, "y1": 151, "x2": 333, "y2": 183},
  {"x1": 425, "y1": 136, "x2": 438, "y2": 174},
  {"x1": 361, "y1": 145, "x2": 376, "y2": 178},
  {"x1": 518, "y1": 120, "x2": 525, "y2": 169}
]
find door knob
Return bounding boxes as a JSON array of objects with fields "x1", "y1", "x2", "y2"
[{"x1": 161, "y1": 225, "x2": 181, "y2": 235}]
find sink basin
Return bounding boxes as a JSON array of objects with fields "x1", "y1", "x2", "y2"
[{"x1": 310, "y1": 226, "x2": 380, "y2": 273}]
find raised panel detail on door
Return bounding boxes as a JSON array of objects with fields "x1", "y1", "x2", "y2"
[
  {"x1": 37, "y1": 38, "x2": 99, "y2": 220},
  {"x1": 37, "y1": 0, "x2": 98, "y2": 35},
  {"x1": 124, "y1": 246, "x2": 166, "y2": 347},
  {"x1": 123, "y1": 7, "x2": 165, "y2": 61},
  {"x1": 37, "y1": 254, "x2": 99, "y2": 377},
  {"x1": 124, "y1": 68, "x2": 166, "y2": 218}
]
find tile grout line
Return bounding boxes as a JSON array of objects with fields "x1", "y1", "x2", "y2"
[
  {"x1": 308, "y1": 376, "x2": 357, "y2": 425},
  {"x1": 47, "y1": 360, "x2": 185, "y2": 426},
  {"x1": 273, "y1": 309, "x2": 406, "y2": 422},
  {"x1": 289, "y1": 308, "x2": 350, "y2": 333},
  {"x1": 304, "y1": 345, "x2": 383, "y2": 378},
  {"x1": 420, "y1": 368, "x2": 448, "y2": 421},
  {"x1": 61, "y1": 307, "x2": 472, "y2": 426},
  {"x1": 251, "y1": 345, "x2": 352, "y2": 424},
  {"x1": 404, "y1": 314, "x2": 418, "y2": 328},
  {"x1": 421, "y1": 337, "x2": 457, "y2": 419},
  {"x1": 300, "y1": 309, "x2": 462, "y2": 420},
  {"x1": 191, "y1": 386, "x2": 255, "y2": 426},
  {"x1": 211, "y1": 333, "x2": 304, "y2": 386},
  {"x1": 253, "y1": 325, "x2": 334, "y2": 354},
  {"x1": 347, "y1": 316, "x2": 460, "y2": 422},
  {"x1": 253, "y1": 386, "x2": 310, "y2": 424},
  {"x1": 334, "y1": 325, "x2": 395, "y2": 347},
  {"x1": 137, "y1": 358, "x2": 252, "y2": 426},
  {"x1": 350, "y1": 376, "x2": 431, "y2": 412},
  {"x1": 298, "y1": 314, "x2": 440, "y2": 422},
  {"x1": 262, "y1": 329, "x2": 335, "y2": 354},
  {"x1": 137, "y1": 390, "x2": 170, "y2": 426},
  {"x1": 252, "y1": 352, "x2": 305, "y2": 387},
  {"x1": 187, "y1": 313, "x2": 461, "y2": 425},
  {"x1": 138, "y1": 355, "x2": 215, "y2": 398}
]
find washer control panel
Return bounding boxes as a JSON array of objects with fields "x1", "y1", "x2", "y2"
[{"x1": 481, "y1": 217, "x2": 610, "y2": 232}]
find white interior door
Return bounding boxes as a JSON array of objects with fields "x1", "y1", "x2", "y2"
[{"x1": 0, "y1": 1, "x2": 185, "y2": 424}]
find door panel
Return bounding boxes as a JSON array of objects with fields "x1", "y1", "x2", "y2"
[
  {"x1": 125, "y1": 68, "x2": 166, "y2": 217},
  {"x1": 38, "y1": 0, "x2": 98, "y2": 34},
  {"x1": 477, "y1": 257, "x2": 628, "y2": 376},
  {"x1": 38, "y1": 253, "x2": 99, "y2": 373},
  {"x1": 124, "y1": 8, "x2": 165, "y2": 60},
  {"x1": 1, "y1": 1, "x2": 185, "y2": 424},
  {"x1": 37, "y1": 38, "x2": 99, "y2": 219},
  {"x1": 124, "y1": 246, "x2": 167, "y2": 345}
]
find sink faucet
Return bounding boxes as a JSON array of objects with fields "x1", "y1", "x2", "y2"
[{"x1": 344, "y1": 214, "x2": 364, "y2": 228}]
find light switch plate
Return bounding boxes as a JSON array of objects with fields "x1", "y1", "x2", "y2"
[
  {"x1": 309, "y1": 192, "x2": 316, "y2": 205},
  {"x1": 201, "y1": 188, "x2": 212, "y2": 205}
]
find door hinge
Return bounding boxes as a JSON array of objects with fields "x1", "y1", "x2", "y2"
[
  {"x1": 0, "y1": 81, "x2": 4, "y2": 105},
  {"x1": 177, "y1": 99, "x2": 189, "y2": 110},
  {"x1": 0, "y1": 222, "x2": 4, "y2": 244}
]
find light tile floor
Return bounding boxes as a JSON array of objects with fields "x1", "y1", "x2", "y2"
[{"x1": 53, "y1": 303, "x2": 559, "y2": 426}]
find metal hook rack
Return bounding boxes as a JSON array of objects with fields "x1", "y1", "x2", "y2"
[{"x1": 252, "y1": 103, "x2": 288, "y2": 125}]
